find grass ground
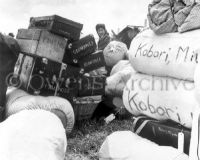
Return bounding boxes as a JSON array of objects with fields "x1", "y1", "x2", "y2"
[{"x1": 65, "y1": 117, "x2": 134, "y2": 160}]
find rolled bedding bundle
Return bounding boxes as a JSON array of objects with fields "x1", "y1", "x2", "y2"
[
  {"x1": 6, "y1": 87, "x2": 75, "y2": 134},
  {"x1": 99, "y1": 131, "x2": 188, "y2": 160},
  {"x1": 103, "y1": 41, "x2": 128, "y2": 67},
  {"x1": 0, "y1": 109, "x2": 67, "y2": 160},
  {"x1": 105, "y1": 60, "x2": 135, "y2": 97},
  {"x1": 109, "y1": 60, "x2": 132, "y2": 76},
  {"x1": 129, "y1": 29, "x2": 200, "y2": 81},
  {"x1": 123, "y1": 72, "x2": 196, "y2": 128}
]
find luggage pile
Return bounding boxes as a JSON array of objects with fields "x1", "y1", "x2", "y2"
[{"x1": 10, "y1": 15, "x2": 106, "y2": 120}]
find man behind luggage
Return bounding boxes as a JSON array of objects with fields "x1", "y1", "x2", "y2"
[{"x1": 96, "y1": 24, "x2": 111, "y2": 50}]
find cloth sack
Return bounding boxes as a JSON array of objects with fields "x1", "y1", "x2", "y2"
[
  {"x1": 103, "y1": 41, "x2": 127, "y2": 67},
  {"x1": 147, "y1": 0, "x2": 178, "y2": 34},
  {"x1": 0, "y1": 110, "x2": 67, "y2": 160},
  {"x1": 123, "y1": 73, "x2": 196, "y2": 128},
  {"x1": 99, "y1": 131, "x2": 189, "y2": 160},
  {"x1": 6, "y1": 87, "x2": 75, "y2": 134},
  {"x1": 129, "y1": 29, "x2": 200, "y2": 81},
  {"x1": 148, "y1": 0, "x2": 200, "y2": 33},
  {"x1": 109, "y1": 60, "x2": 131, "y2": 76},
  {"x1": 105, "y1": 61, "x2": 135, "y2": 97}
]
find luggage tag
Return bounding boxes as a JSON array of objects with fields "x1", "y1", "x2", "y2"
[
  {"x1": 104, "y1": 107, "x2": 123, "y2": 124},
  {"x1": 104, "y1": 113, "x2": 116, "y2": 124},
  {"x1": 178, "y1": 131, "x2": 184, "y2": 154}
]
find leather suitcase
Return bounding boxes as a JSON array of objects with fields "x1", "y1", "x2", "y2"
[
  {"x1": 55, "y1": 74, "x2": 106, "y2": 99},
  {"x1": 77, "y1": 75, "x2": 106, "y2": 97},
  {"x1": 64, "y1": 34, "x2": 96, "y2": 64},
  {"x1": 132, "y1": 116, "x2": 191, "y2": 154},
  {"x1": 78, "y1": 51, "x2": 106, "y2": 73},
  {"x1": 116, "y1": 26, "x2": 140, "y2": 49},
  {"x1": 13, "y1": 53, "x2": 82, "y2": 97},
  {"x1": 28, "y1": 15, "x2": 83, "y2": 41},
  {"x1": 56, "y1": 64, "x2": 83, "y2": 101},
  {"x1": 16, "y1": 29, "x2": 67, "y2": 63},
  {"x1": 13, "y1": 53, "x2": 61, "y2": 95}
]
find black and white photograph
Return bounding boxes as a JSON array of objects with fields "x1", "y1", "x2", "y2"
[{"x1": 0, "y1": 0, "x2": 200, "y2": 159}]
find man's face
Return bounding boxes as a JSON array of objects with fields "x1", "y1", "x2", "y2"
[{"x1": 97, "y1": 28, "x2": 106, "y2": 38}]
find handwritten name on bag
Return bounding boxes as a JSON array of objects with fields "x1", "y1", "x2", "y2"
[
  {"x1": 123, "y1": 73, "x2": 195, "y2": 128},
  {"x1": 134, "y1": 43, "x2": 198, "y2": 65}
]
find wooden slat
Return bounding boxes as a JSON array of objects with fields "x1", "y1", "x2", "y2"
[{"x1": 16, "y1": 29, "x2": 42, "y2": 40}]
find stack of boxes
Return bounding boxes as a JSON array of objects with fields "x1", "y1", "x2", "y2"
[{"x1": 12, "y1": 15, "x2": 106, "y2": 120}]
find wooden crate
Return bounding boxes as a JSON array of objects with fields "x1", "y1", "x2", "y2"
[{"x1": 16, "y1": 29, "x2": 68, "y2": 63}]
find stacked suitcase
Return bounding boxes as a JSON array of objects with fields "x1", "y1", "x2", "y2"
[
  {"x1": 132, "y1": 116, "x2": 191, "y2": 155},
  {"x1": 11, "y1": 15, "x2": 106, "y2": 120}
]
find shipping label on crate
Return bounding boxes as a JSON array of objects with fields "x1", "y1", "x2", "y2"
[
  {"x1": 10, "y1": 53, "x2": 31, "y2": 88},
  {"x1": 79, "y1": 51, "x2": 106, "y2": 73},
  {"x1": 17, "y1": 54, "x2": 35, "y2": 89},
  {"x1": 16, "y1": 29, "x2": 42, "y2": 40}
]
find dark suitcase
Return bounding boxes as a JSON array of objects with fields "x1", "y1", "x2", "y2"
[
  {"x1": 77, "y1": 75, "x2": 106, "y2": 97},
  {"x1": 64, "y1": 34, "x2": 96, "y2": 64},
  {"x1": 56, "y1": 64, "x2": 83, "y2": 101},
  {"x1": 16, "y1": 29, "x2": 67, "y2": 63},
  {"x1": 13, "y1": 53, "x2": 61, "y2": 95},
  {"x1": 116, "y1": 26, "x2": 140, "y2": 49},
  {"x1": 28, "y1": 15, "x2": 83, "y2": 41},
  {"x1": 132, "y1": 116, "x2": 191, "y2": 154},
  {"x1": 78, "y1": 51, "x2": 106, "y2": 73},
  {"x1": 13, "y1": 53, "x2": 82, "y2": 97}
]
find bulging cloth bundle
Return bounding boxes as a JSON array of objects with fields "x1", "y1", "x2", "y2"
[
  {"x1": 6, "y1": 87, "x2": 75, "y2": 134},
  {"x1": 148, "y1": 0, "x2": 200, "y2": 34}
]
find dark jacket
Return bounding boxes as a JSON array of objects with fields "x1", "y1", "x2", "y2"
[{"x1": 97, "y1": 33, "x2": 111, "y2": 50}]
